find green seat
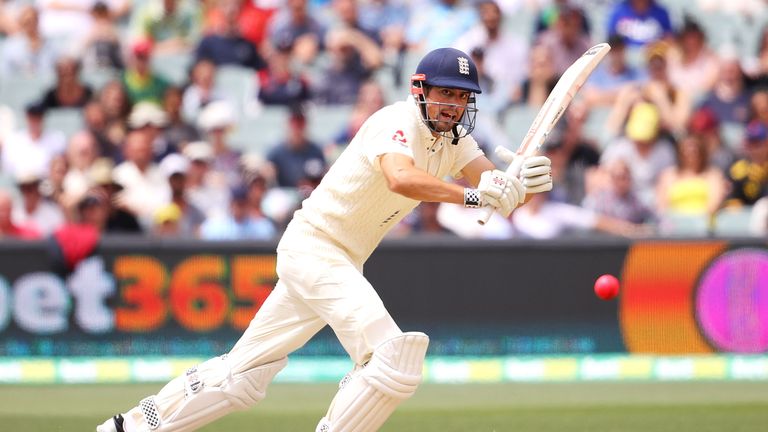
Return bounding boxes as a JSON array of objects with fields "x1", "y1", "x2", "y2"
[
  {"x1": 657, "y1": 212, "x2": 711, "y2": 237},
  {"x1": 150, "y1": 52, "x2": 193, "y2": 86},
  {"x1": 45, "y1": 108, "x2": 84, "y2": 139},
  {"x1": 214, "y1": 65, "x2": 260, "y2": 117},
  {"x1": 712, "y1": 207, "x2": 754, "y2": 237},
  {"x1": 502, "y1": 105, "x2": 539, "y2": 152},
  {"x1": 229, "y1": 106, "x2": 290, "y2": 153}
]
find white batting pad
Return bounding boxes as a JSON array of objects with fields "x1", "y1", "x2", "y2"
[
  {"x1": 316, "y1": 332, "x2": 429, "y2": 432},
  {"x1": 130, "y1": 356, "x2": 287, "y2": 432}
]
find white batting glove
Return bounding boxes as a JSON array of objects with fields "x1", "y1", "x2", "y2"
[
  {"x1": 464, "y1": 169, "x2": 525, "y2": 217},
  {"x1": 495, "y1": 146, "x2": 553, "y2": 194}
]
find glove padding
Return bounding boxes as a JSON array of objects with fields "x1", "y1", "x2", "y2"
[
  {"x1": 477, "y1": 169, "x2": 525, "y2": 217},
  {"x1": 495, "y1": 146, "x2": 553, "y2": 194}
]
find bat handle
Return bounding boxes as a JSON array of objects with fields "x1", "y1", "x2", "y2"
[{"x1": 476, "y1": 156, "x2": 525, "y2": 225}]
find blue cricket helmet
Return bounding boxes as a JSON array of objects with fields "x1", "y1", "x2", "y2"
[
  {"x1": 415, "y1": 47, "x2": 482, "y2": 94},
  {"x1": 411, "y1": 48, "x2": 481, "y2": 141}
]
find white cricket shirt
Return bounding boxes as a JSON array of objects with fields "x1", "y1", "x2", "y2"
[{"x1": 278, "y1": 96, "x2": 484, "y2": 266}]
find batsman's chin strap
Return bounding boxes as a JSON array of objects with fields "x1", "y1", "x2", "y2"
[{"x1": 451, "y1": 126, "x2": 459, "y2": 145}]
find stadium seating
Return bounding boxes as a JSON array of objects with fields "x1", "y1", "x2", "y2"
[
  {"x1": 656, "y1": 212, "x2": 711, "y2": 237},
  {"x1": 214, "y1": 65, "x2": 261, "y2": 118},
  {"x1": 45, "y1": 108, "x2": 84, "y2": 139},
  {"x1": 150, "y1": 52, "x2": 193, "y2": 86},
  {"x1": 712, "y1": 207, "x2": 754, "y2": 237},
  {"x1": 229, "y1": 105, "x2": 290, "y2": 153},
  {"x1": 0, "y1": 74, "x2": 54, "y2": 114}
]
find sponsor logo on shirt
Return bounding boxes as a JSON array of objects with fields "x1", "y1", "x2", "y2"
[{"x1": 392, "y1": 130, "x2": 407, "y2": 147}]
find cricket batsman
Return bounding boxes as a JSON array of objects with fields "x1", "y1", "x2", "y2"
[{"x1": 97, "y1": 47, "x2": 553, "y2": 432}]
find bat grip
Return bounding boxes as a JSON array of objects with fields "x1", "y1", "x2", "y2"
[{"x1": 477, "y1": 156, "x2": 525, "y2": 225}]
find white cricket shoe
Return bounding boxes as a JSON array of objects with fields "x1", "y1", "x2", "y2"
[{"x1": 96, "y1": 414, "x2": 126, "y2": 432}]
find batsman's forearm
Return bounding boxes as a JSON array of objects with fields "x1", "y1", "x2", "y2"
[{"x1": 386, "y1": 167, "x2": 465, "y2": 204}]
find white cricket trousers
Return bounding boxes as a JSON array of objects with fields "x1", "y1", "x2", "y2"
[
  {"x1": 228, "y1": 247, "x2": 403, "y2": 373},
  {"x1": 122, "y1": 240, "x2": 404, "y2": 431}
]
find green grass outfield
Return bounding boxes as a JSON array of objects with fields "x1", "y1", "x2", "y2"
[{"x1": 1, "y1": 381, "x2": 767, "y2": 431}]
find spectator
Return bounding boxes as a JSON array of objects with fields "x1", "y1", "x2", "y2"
[
  {"x1": 12, "y1": 170, "x2": 65, "y2": 236},
  {"x1": 606, "y1": 0, "x2": 674, "y2": 48},
  {"x1": 744, "y1": 24, "x2": 768, "y2": 89},
  {"x1": 687, "y1": 107, "x2": 736, "y2": 173},
  {"x1": 313, "y1": 24, "x2": 382, "y2": 105},
  {"x1": 130, "y1": 0, "x2": 201, "y2": 55},
  {"x1": 328, "y1": 0, "x2": 379, "y2": 42},
  {"x1": 410, "y1": 201, "x2": 454, "y2": 236},
  {"x1": 512, "y1": 191, "x2": 651, "y2": 239},
  {"x1": 601, "y1": 101, "x2": 676, "y2": 208},
  {"x1": 268, "y1": 0, "x2": 325, "y2": 65},
  {"x1": 62, "y1": 130, "x2": 100, "y2": 205},
  {"x1": 606, "y1": 41, "x2": 693, "y2": 138},
  {"x1": 200, "y1": 184, "x2": 276, "y2": 240},
  {"x1": 38, "y1": 0, "x2": 130, "y2": 42},
  {"x1": 582, "y1": 34, "x2": 643, "y2": 108},
  {"x1": 750, "y1": 195, "x2": 768, "y2": 234},
  {"x1": 358, "y1": 0, "x2": 409, "y2": 78},
  {"x1": 655, "y1": 134, "x2": 727, "y2": 217},
  {"x1": 98, "y1": 80, "x2": 132, "y2": 151},
  {"x1": 0, "y1": 189, "x2": 41, "y2": 240},
  {"x1": 88, "y1": 158, "x2": 144, "y2": 234},
  {"x1": 197, "y1": 100, "x2": 242, "y2": 188},
  {"x1": 159, "y1": 153, "x2": 206, "y2": 236},
  {"x1": 405, "y1": 0, "x2": 477, "y2": 54},
  {"x1": 39, "y1": 56, "x2": 94, "y2": 110},
  {"x1": 43, "y1": 153, "x2": 68, "y2": 206},
  {"x1": 205, "y1": 0, "x2": 277, "y2": 52},
  {"x1": 749, "y1": 89, "x2": 768, "y2": 125},
  {"x1": 121, "y1": 39, "x2": 171, "y2": 106},
  {"x1": 244, "y1": 173, "x2": 273, "y2": 226},
  {"x1": 533, "y1": 0, "x2": 590, "y2": 36},
  {"x1": 724, "y1": 120, "x2": 768, "y2": 207},
  {"x1": 183, "y1": 140, "x2": 229, "y2": 218},
  {"x1": 73, "y1": 190, "x2": 110, "y2": 232},
  {"x1": 667, "y1": 17, "x2": 721, "y2": 98},
  {"x1": 195, "y1": 0, "x2": 266, "y2": 70},
  {"x1": 162, "y1": 86, "x2": 201, "y2": 151},
  {"x1": 542, "y1": 107, "x2": 601, "y2": 205},
  {"x1": 583, "y1": 158, "x2": 654, "y2": 224},
  {"x1": 514, "y1": 43, "x2": 558, "y2": 107},
  {"x1": 112, "y1": 129, "x2": 171, "y2": 224},
  {"x1": 257, "y1": 40, "x2": 312, "y2": 107},
  {"x1": 436, "y1": 195, "x2": 513, "y2": 239},
  {"x1": 325, "y1": 79, "x2": 385, "y2": 161},
  {"x1": 266, "y1": 110, "x2": 326, "y2": 188},
  {"x1": 0, "y1": 5, "x2": 57, "y2": 78},
  {"x1": 82, "y1": 100, "x2": 120, "y2": 159},
  {"x1": 127, "y1": 101, "x2": 176, "y2": 162},
  {"x1": 535, "y1": 2, "x2": 592, "y2": 76},
  {"x1": 181, "y1": 58, "x2": 224, "y2": 121},
  {"x1": 454, "y1": 1, "x2": 528, "y2": 110},
  {"x1": 0, "y1": 0, "x2": 20, "y2": 36},
  {"x1": 152, "y1": 203, "x2": 182, "y2": 237},
  {"x1": 1, "y1": 102, "x2": 66, "y2": 179},
  {"x1": 37, "y1": 0, "x2": 93, "y2": 43},
  {"x1": 76, "y1": 2, "x2": 123, "y2": 71},
  {"x1": 698, "y1": 53, "x2": 751, "y2": 125}
]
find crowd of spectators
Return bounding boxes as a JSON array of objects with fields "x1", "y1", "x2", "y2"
[{"x1": 1, "y1": 0, "x2": 768, "y2": 242}]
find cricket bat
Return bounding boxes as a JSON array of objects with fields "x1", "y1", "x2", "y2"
[{"x1": 477, "y1": 43, "x2": 611, "y2": 225}]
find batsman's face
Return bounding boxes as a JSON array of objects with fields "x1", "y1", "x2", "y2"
[{"x1": 425, "y1": 86, "x2": 470, "y2": 132}]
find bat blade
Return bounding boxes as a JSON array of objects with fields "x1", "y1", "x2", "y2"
[{"x1": 477, "y1": 43, "x2": 611, "y2": 225}]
